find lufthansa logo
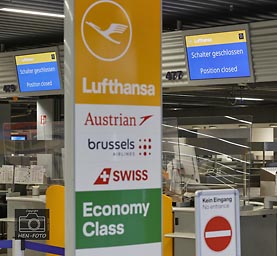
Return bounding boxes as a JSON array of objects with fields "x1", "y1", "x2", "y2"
[{"x1": 81, "y1": 0, "x2": 132, "y2": 62}]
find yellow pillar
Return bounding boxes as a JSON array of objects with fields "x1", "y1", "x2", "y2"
[
  {"x1": 163, "y1": 194, "x2": 173, "y2": 256},
  {"x1": 46, "y1": 185, "x2": 65, "y2": 256}
]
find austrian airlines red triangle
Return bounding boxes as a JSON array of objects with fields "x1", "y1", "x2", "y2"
[{"x1": 139, "y1": 115, "x2": 153, "y2": 126}]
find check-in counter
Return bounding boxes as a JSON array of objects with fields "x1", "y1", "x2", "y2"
[{"x1": 166, "y1": 206, "x2": 277, "y2": 256}]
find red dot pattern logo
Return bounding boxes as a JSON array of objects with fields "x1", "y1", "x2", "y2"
[{"x1": 139, "y1": 138, "x2": 152, "y2": 157}]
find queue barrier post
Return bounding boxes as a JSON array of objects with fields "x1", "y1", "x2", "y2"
[{"x1": 12, "y1": 239, "x2": 24, "y2": 256}]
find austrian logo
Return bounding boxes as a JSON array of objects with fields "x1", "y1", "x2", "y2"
[
  {"x1": 94, "y1": 168, "x2": 148, "y2": 185},
  {"x1": 84, "y1": 113, "x2": 153, "y2": 127},
  {"x1": 81, "y1": 0, "x2": 132, "y2": 62}
]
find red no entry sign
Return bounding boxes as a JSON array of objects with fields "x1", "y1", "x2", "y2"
[
  {"x1": 195, "y1": 189, "x2": 240, "y2": 256},
  {"x1": 204, "y1": 216, "x2": 232, "y2": 252}
]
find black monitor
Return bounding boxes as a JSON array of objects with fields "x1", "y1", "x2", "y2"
[
  {"x1": 183, "y1": 24, "x2": 255, "y2": 86},
  {"x1": 14, "y1": 47, "x2": 63, "y2": 95}
]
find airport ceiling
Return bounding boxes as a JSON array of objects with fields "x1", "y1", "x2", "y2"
[
  {"x1": 1, "y1": 0, "x2": 277, "y2": 116},
  {"x1": 1, "y1": 0, "x2": 276, "y2": 49}
]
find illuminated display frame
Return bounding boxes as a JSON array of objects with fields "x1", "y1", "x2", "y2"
[
  {"x1": 10, "y1": 134, "x2": 27, "y2": 141},
  {"x1": 14, "y1": 46, "x2": 64, "y2": 96},
  {"x1": 183, "y1": 24, "x2": 255, "y2": 86}
]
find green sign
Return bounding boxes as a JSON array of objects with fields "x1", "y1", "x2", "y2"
[{"x1": 76, "y1": 188, "x2": 161, "y2": 249}]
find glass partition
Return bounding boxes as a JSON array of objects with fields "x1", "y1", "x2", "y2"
[
  {"x1": 1, "y1": 121, "x2": 64, "y2": 195},
  {"x1": 162, "y1": 115, "x2": 253, "y2": 203}
]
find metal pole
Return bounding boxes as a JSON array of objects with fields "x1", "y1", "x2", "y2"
[
  {"x1": 12, "y1": 239, "x2": 24, "y2": 256},
  {"x1": 243, "y1": 154, "x2": 248, "y2": 198}
]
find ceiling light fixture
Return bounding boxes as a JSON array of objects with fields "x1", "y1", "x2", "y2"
[
  {"x1": 0, "y1": 8, "x2": 65, "y2": 18},
  {"x1": 163, "y1": 93, "x2": 196, "y2": 98},
  {"x1": 234, "y1": 97, "x2": 264, "y2": 101},
  {"x1": 225, "y1": 116, "x2": 252, "y2": 125},
  {"x1": 269, "y1": 124, "x2": 277, "y2": 128},
  {"x1": 238, "y1": 124, "x2": 248, "y2": 128}
]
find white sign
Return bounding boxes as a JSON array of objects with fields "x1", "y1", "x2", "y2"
[
  {"x1": 75, "y1": 105, "x2": 161, "y2": 191},
  {"x1": 14, "y1": 166, "x2": 46, "y2": 184},
  {"x1": 195, "y1": 189, "x2": 241, "y2": 256},
  {"x1": 0, "y1": 165, "x2": 14, "y2": 184}
]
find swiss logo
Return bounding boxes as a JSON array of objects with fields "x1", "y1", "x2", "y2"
[
  {"x1": 81, "y1": 0, "x2": 132, "y2": 62},
  {"x1": 93, "y1": 168, "x2": 148, "y2": 185},
  {"x1": 94, "y1": 168, "x2": 111, "y2": 185}
]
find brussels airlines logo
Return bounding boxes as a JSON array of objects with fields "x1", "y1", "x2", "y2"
[
  {"x1": 81, "y1": 0, "x2": 132, "y2": 62},
  {"x1": 88, "y1": 137, "x2": 152, "y2": 158},
  {"x1": 94, "y1": 168, "x2": 148, "y2": 185}
]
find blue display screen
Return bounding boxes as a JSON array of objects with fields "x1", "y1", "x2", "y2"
[
  {"x1": 185, "y1": 30, "x2": 251, "y2": 80},
  {"x1": 15, "y1": 52, "x2": 61, "y2": 92},
  {"x1": 10, "y1": 135, "x2": 27, "y2": 141}
]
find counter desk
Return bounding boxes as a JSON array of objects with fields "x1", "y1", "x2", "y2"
[{"x1": 166, "y1": 205, "x2": 277, "y2": 256}]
